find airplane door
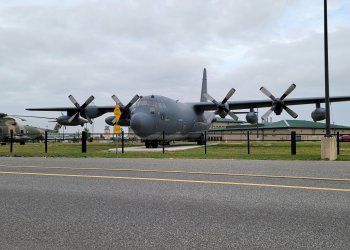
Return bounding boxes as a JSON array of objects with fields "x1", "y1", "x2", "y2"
[
  {"x1": 156, "y1": 99, "x2": 167, "y2": 130},
  {"x1": 177, "y1": 119, "x2": 183, "y2": 132}
]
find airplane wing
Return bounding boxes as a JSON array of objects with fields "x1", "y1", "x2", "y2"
[
  {"x1": 27, "y1": 94, "x2": 139, "y2": 119},
  {"x1": 26, "y1": 107, "x2": 79, "y2": 117},
  {"x1": 26, "y1": 106, "x2": 115, "y2": 117},
  {"x1": 26, "y1": 106, "x2": 115, "y2": 112},
  {"x1": 193, "y1": 96, "x2": 350, "y2": 111},
  {"x1": 26, "y1": 107, "x2": 78, "y2": 112}
]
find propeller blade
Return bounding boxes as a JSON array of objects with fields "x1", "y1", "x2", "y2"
[
  {"x1": 68, "y1": 95, "x2": 81, "y2": 109},
  {"x1": 228, "y1": 111, "x2": 239, "y2": 121},
  {"x1": 262, "y1": 107, "x2": 274, "y2": 121},
  {"x1": 112, "y1": 118, "x2": 117, "y2": 125},
  {"x1": 203, "y1": 93, "x2": 219, "y2": 106},
  {"x1": 282, "y1": 104, "x2": 298, "y2": 118},
  {"x1": 53, "y1": 123, "x2": 62, "y2": 131},
  {"x1": 85, "y1": 115, "x2": 93, "y2": 124},
  {"x1": 280, "y1": 83, "x2": 296, "y2": 100},
  {"x1": 221, "y1": 88, "x2": 236, "y2": 104},
  {"x1": 125, "y1": 95, "x2": 140, "y2": 109},
  {"x1": 260, "y1": 87, "x2": 277, "y2": 101},
  {"x1": 112, "y1": 95, "x2": 124, "y2": 107},
  {"x1": 68, "y1": 112, "x2": 79, "y2": 123},
  {"x1": 130, "y1": 94, "x2": 140, "y2": 105},
  {"x1": 81, "y1": 95, "x2": 95, "y2": 109}
]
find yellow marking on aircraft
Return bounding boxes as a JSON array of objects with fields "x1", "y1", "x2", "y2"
[
  {"x1": 1, "y1": 165, "x2": 350, "y2": 182},
  {"x1": 0, "y1": 171, "x2": 349, "y2": 193}
]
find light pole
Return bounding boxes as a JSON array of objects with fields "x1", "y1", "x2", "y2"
[
  {"x1": 321, "y1": 0, "x2": 337, "y2": 160},
  {"x1": 324, "y1": 0, "x2": 331, "y2": 137}
]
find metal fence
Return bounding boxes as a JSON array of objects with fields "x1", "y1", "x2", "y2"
[{"x1": 2, "y1": 129, "x2": 350, "y2": 156}]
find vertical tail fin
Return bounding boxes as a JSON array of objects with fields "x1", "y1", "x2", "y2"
[{"x1": 200, "y1": 68, "x2": 208, "y2": 102}]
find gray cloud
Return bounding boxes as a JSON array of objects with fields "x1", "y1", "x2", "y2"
[{"x1": 0, "y1": 0, "x2": 349, "y2": 132}]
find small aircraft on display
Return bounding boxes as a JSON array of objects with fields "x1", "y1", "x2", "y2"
[
  {"x1": 27, "y1": 68, "x2": 350, "y2": 148},
  {"x1": 0, "y1": 113, "x2": 59, "y2": 145}
]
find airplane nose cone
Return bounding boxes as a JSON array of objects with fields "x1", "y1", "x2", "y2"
[{"x1": 130, "y1": 113, "x2": 154, "y2": 137}]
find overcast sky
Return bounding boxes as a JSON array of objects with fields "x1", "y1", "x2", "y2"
[{"x1": 1, "y1": 0, "x2": 350, "y2": 133}]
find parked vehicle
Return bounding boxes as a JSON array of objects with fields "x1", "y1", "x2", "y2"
[{"x1": 339, "y1": 135, "x2": 350, "y2": 141}]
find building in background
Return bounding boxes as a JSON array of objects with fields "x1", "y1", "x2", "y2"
[{"x1": 208, "y1": 120, "x2": 350, "y2": 142}]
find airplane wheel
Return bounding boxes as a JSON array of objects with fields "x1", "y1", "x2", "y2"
[
  {"x1": 151, "y1": 140, "x2": 159, "y2": 148},
  {"x1": 197, "y1": 134, "x2": 205, "y2": 145},
  {"x1": 20, "y1": 141, "x2": 25, "y2": 145},
  {"x1": 145, "y1": 141, "x2": 151, "y2": 148}
]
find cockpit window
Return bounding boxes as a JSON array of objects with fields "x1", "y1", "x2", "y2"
[
  {"x1": 135, "y1": 99, "x2": 160, "y2": 107},
  {"x1": 136, "y1": 100, "x2": 148, "y2": 107},
  {"x1": 134, "y1": 98, "x2": 166, "y2": 109},
  {"x1": 148, "y1": 100, "x2": 157, "y2": 107}
]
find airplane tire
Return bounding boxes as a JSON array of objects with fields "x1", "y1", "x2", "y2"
[
  {"x1": 20, "y1": 141, "x2": 25, "y2": 145},
  {"x1": 145, "y1": 140, "x2": 151, "y2": 148},
  {"x1": 151, "y1": 140, "x2": 159, "y2": 148}
]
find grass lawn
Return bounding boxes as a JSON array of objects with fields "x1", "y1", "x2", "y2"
[{"x1": 1, "y1": 141, "x2": 350, "y2": 160}]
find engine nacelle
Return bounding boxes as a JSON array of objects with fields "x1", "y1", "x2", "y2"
[
  {"x1": 105, "y1": 116, "x2": 130, "y2": 126},
  {"x1": 57, "y1": 115, "x2": 87, "y2": 126},
  {"x1": 246, "y1": 112, "x2": 258, "y2": 124},
  {"x1": 311, "y1": 107, "x2": 326, "y2": 122},
  {"x1": 105, "y1": 116, "x2": 115, "y2": 126}
]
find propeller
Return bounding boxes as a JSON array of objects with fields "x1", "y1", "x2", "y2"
[
  {"x1": 204, "y1": 88, "x2": 238, "y2": 120},
  {"x1": 260, "y1": 84, "x2": 298, "y2": 121},
  {"x1": 68, "y1": 95, "x2": 95, "y2": 124},
  {"x1": 111, "y1": 94, "x2": 140, "y2": 124}
]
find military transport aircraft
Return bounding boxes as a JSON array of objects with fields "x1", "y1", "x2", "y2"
[
  {"x1": 0, "y1": 113, "x2": 59, "y2": 145},
  {"x1": 27, "y1": 68, "x2": 350, "y2": 148}
]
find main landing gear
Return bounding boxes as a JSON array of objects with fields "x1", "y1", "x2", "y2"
[
  {"x1": 197, "y1": 133, "x2": 206, "y2": 145},
  {"x1": 145, "y1": 140, "x2": 170, "y2": 148},
  {"x1": 145, "y1": 140, "x2": 159, "y2": 148}
]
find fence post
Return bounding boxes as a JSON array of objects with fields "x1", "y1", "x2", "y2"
[
  {"x1": 162, "y1": 131, "x2": 165, "y2": 154},
  {"x1": 204, "y1": 131, "x2": 207, "y2": 154},
  {"x1": 291, "y1": 131, "x2": 296, "y2": 155},
  {"x1": 115, "y1": 134, "x2": 118, "y2": 154},
  {"x1": 45, "y1": 130, "x2": 48, "y2": 153},
  {"x1": 122, "y1": 131, "x2": 124, "y2": 154},
  {"x1": 82, "y1": 131, "x2": 87, "y2": 153},
  {"x1": 10, "y1": 129, "x2": 13, "y2": 153},
  {"x1": 337, "y1": 132, "x2": 340, "y2": 155},
  {"x1": 247, "y1": 131, "x2": 250, "y2": 154}
]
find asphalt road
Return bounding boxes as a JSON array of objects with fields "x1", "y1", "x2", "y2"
[{"x1": 0, "y1": 157, "x2": 349, "y2": 249}]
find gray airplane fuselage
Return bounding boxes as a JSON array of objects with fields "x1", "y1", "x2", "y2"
[{"x1": 129, "y1": 95, "x2": 213, "y2": 141}]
